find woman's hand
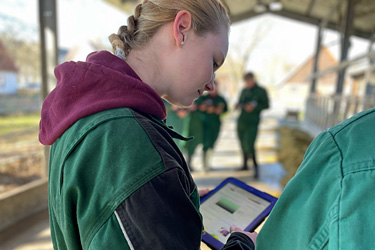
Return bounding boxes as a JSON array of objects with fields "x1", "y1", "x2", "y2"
[
  {"x1": 198, "y1": 188, "x2": 210, "y2": 198},
  {"x1": 244, "y1": 103, "x2": 255, "y2": 112},
  {"x1": 230, "y1": 225, "x2": 258, "y2": 246}
]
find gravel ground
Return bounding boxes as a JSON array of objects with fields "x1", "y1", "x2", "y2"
[
  {"x1": 0, "y1": 121, "x2": 313, "y2": 194},
  {"x1": 0, "y1": 154, "x2": 43, "y2": 193},
  {"x1": 0, "y1": 129, "x2": 44, "y2": 194}
]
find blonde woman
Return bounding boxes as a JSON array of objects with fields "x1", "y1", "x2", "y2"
[{"x1": 40, "y1": 0, "x2": 256, "y2": 249}]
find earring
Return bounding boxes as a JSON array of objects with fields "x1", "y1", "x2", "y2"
[{"x1": 181, "y1": 35, "x2": 185, "y2": 46}]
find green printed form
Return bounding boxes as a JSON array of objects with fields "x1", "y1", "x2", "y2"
[{"x1": 216, "y1": 198, "x2": 240, "y2": 214}]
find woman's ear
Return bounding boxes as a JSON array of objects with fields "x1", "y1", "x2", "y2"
[{"x1": 173, "y1": 10, "x2": 192, "y2": 48}]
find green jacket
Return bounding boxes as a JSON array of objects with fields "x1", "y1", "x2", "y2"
[
  {"x1": 164, "y1": 100, "x2": 190, "y2": 150},
  {"x1": 200, "y1": 94, "x2": 228, "y2": 151},
  {"x1": 184, "y1": 97, "x2": 205, "y2": 155},
  {"x1": 237, "y1": 85, "x2": 269, "y2": 124},
  {"x1": 257, "y1": 108, "x2": 375, "y2": 249},
  {"x1": 201, "y1": 94, "x2": 228, "y2": 126},
  {"x1": 48, "y1": 108, "x2": 202, "y2": 249},
  {"x1": 42, "y1": 51, "x2": 256, "y2": 250}
]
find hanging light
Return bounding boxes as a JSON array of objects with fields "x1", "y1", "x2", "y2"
[{"x1": 269, "y1": 1, "x2": 283, "y2": 11}]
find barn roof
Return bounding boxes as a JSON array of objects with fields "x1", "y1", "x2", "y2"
[{"x1": 0, "y1": 39, "x2": 18, "y2": 72}]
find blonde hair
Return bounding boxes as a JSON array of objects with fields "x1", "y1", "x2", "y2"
[{"x1": 109, "y1": 0, "x2": 230, "y2": 58}]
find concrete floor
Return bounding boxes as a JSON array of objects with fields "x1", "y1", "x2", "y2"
[{"x1": 0, "y1": 109, "x2": 287, "y2": 250}]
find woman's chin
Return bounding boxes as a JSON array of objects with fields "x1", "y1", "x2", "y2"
[
  {"x1": 181, "y1": 99, "x2": 195, "y2": 108},
  {"x1": 168, "y1": 98, "x2": 194, "y2": 108}
]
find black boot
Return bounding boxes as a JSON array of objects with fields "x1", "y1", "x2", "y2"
[
  {"x1": 252, "y1": 154, "x2": 259, "y2": 179},
  {"x1": 241, "y1": 153, "x2": 248, "y2": 170}
]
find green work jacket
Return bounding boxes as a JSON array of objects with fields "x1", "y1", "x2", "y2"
[
  {"x1": 201, "y1": 94, "x2": 228, "y2": 127},
  {"x1": 237, "y1": 85, "x2": 269, "y2": 124},
  {"x1": 184, "y1": 97, "x2": 205, "y2": 155},
  {"x1": 257, "y1": 108, "x2": 375, "y2": 249},
  {"x1": 48, "y1": 108, "x2": 202, "y2": 250}
]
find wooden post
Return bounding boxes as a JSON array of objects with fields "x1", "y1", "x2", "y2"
[{"x1": 39, "y1": 0, "x2": 58, "y2": 178}]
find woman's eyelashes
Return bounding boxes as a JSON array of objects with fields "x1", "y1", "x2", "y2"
[{"x1": 213, "y1": 60, "x2": 219, "y2": 71}]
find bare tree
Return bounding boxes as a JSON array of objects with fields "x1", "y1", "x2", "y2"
[
  {"x1": 0, "y1": 27, "x2": 40, "y2": 85},
  {"x1": 226, "y1": 18, "x2": 271, "y2": 88}
]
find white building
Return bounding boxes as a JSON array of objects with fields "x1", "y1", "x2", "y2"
[{"x1": 0, "y1": 39, "x2": 18, "y2": 95}]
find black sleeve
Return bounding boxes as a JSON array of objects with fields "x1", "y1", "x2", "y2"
[
  {"x1": 114, "y1": 168, "x2": 203, "y2": 250},
  {"x1": 221, "y1": 232, "x2": 255, "y2": 250}
]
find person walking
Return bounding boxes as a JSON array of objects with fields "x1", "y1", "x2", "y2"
[{"x1": 236, "y1": 72, "x2": 269, "y2": 178}]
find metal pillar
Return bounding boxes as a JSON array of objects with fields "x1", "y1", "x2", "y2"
[
  {"x1": 329, "y1": 0, "x2": 356, "y2": 126},
  {"x1": 310, "y1": 25, "x2": 323, "y2": 93},
  {"x1": 335, "y1": 0, "x2": 355, "y2": 95},
  {"x1": 365, "y1": 34, "x2": 375, "y2": 89},
  {"x1": 364, "y1": 34, "x2": 375, "y2": 109},
  {"x1": 39, "y1": 0, "x2": 58, "y2": 178}
]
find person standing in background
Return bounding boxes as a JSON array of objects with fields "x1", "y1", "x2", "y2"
[
  {"x1": 164, "y1": 99, "x2": 190, "y2": 151},
  {"x1": 200, "y1": 81, "x2": 228, "y2": 171},
  {"x1": 184, "y1": 96, "x2": 204, "y2": 171},
  {"x1": 236, "y1": 72, "x2": 269, "y2": 178}
]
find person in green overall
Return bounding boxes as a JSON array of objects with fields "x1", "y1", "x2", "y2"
[
  {"x1": 164, "y1": 99, "x2": 189, "y2": 151},
  {"x1": 236, "y1": 72, "x2": 269, "y2": 178},
  {"x1": 200, "y1": 81, "x2": 228, "y2": 171},
  {"x1": 184, "y1": 96, "x2": 205, "y2": 171}
]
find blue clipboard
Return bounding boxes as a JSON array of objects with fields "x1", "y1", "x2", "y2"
[{"x1": 200, "y1": 177, "x2": 278, "y2": 249}]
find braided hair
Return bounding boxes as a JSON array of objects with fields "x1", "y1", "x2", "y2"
[{"x1": 109, "y1": 0, "x2": 230, "y2": 59}]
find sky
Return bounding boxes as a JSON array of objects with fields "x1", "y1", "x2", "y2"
[
  {"x1": 229, "y1": 14, "x2": 369, "y2": 83},
  {"x1": 0, "y1": 0, "x2": 370, "y2": 86},
  {"x1": 0, "y1": 0, "x2": 126, "y2": 47}
]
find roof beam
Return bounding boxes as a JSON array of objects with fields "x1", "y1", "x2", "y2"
[
  {"x1": 354, "y1": 6, "x2": 375, "y2": 19},
  {"x1": 230, "y1": 10, "x2": 264, "y2": 23},
  {"x1": 270, "y1": 10, "x2": 370, "y2": 39},
  {"x1": 320, "y1": 0, "x2": 344, "y2": 29},
  {"x1": 306, "y1": 0, "x2": 318, "y2": 16},
  {"x1": 230, "y1": 0, "x2": 372, "y2": 40},
  {"x1": 307, "y1": 50, "x2": 375, "y2": 80}
]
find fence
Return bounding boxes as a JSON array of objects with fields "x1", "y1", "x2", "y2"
[
  {"x1": 0, "y1": 94, "x2": 41, "y2": 115},
  {"x1": 305, "y1": 94, "x2": 375, "y2": 131}
]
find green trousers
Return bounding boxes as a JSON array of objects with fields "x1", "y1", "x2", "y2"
[{"x1": 237, "y1": 121, "x2": 259, "y2": 155}]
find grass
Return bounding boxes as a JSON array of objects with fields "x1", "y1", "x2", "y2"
[
  {"x1": 0, "y1": 112, "x2": 41, "y2": 137},
  {"x1": 0, "y1": 111, "x2": 43, "y2": 193}
]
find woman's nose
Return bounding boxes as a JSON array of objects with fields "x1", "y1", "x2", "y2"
[
  {"x1": 205, "y1": 77, "x2": 215, "y2": 92},
  {"x1": 205, "y1": 81, "x2": 214, "y2": 92}
]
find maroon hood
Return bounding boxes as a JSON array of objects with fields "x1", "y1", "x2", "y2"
[{"x1": 39, "y1": 50, "x2": 166, "y2": 145}]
